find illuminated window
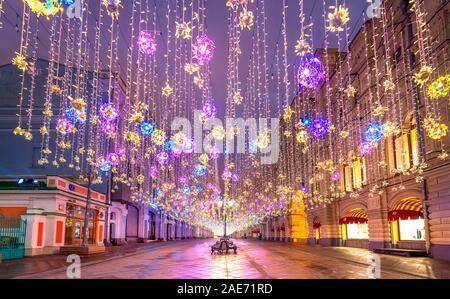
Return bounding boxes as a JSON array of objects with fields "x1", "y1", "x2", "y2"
[
  {"x1": 346, "y1": 223, "x2": 369, "y2": 239},
  {"x1": 386, "y1": 136, "x2": 396, "y2": 174},
  {"x1": 399, "y1": 218, "x2": 425, "y2": 241},
  {"x1": 410, "y1": 127, "x2": 419, "y2": 167},
  {"x1": 344, "y1": 165, "x2": 353, "y2": 192},
  {"x1": 339, "y1": 166, "x2": 346, "y2": 192},
  {"x1": 352, "y1": 159, "x2": 362, "y2": 189}
]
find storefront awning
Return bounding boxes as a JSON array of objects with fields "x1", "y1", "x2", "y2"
[
  {"x1": 339, "y1": 217, "x2": 368, "y2": 224},
  {"x1": 388, "y1": 210, "x2": 423, "y2": 221}
]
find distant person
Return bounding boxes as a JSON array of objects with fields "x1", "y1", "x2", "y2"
[{"x1": 244, "y1": 233, "x2": 247, "y2": 239}]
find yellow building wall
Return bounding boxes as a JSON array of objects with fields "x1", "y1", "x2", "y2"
[{"x1": 291, "y1": 191, "x2": 309, "y2": 243}]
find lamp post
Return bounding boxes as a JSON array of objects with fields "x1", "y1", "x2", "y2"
[
  {"x1": 81, "y1": 168, "x2": 93, "y2": 247},
  {"x1": 401, "y1": 0, "x2": 430, "y2": 255}
]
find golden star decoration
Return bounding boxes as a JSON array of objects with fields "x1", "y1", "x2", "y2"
[
  {"x1": 294, "y1": 38, "x2": 312, "y2": 57},
  {"x1": 162, "y1": 83, "x2": 173, "y2": 96},
  {"x1": 175, "y1": 22, "x2": 192, "y2": 39},
  {"x1": 184, "y1": 63, "x2": 199, "y2": 75},
  {"x1": 282, "y1": 106, "x2": 294, "y2": 122},
  {"x1": 327, "y1": 5, "x2": 350, "y2": 33},
  {"x1": 12, "y1": 53, "x2": 28, "y2": 71},
  {"x1": 239, "y1": 9, "x2": 254, "y2": 30},
  {"x1": 414, "y1": 65, "x2": 434, "y2": 86}
]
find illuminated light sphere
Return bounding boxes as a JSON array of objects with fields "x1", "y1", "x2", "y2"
[
  {"x1": 222, "y1": 169, "x2": 232, "y2": 180},
  {"x1": 165, "y1": 139, "x2": 175, "y2": 152},
  {"x1": 231, "y1": 172, "x2": 240, "y2": 182},
  {"x1": 359, "y1": 141, "x2": 372, "y2": 156},
  {"x1": 330, "y1": 170, "x2": 341, "y2": 182},
  {"x1": 106, "y1": 152, "x2": 120, "y2": 166},
  {"x1": 202, "y1": 99, "x2": 217, "y2": 119},
  {"x1": 56, "y1": 118, "x2": 73, "y2": 135},
  {"x1": 178, "y1": 176, "x2": 189, "y2": 185},
  {"x1": 295, "y1": 130, "x2": 309, "y2": 144},
  {"x1": 427, "y1": 74, "x2": 450, "y2": 100},
  {"x1": 209, "y1": 147, "x2": 220, "y2": 159},
  {"x1": 149, "y1": 166, "x2": 158, "y2": 178},
  {"x1": 99, "y1": 158, "x2": 112, "y2": 173},
  {"x1": 327, "y1": 5, "x2": 350, "y2": 33},
  {"x1": 308, "y1": 117, "x2": 330, "y2": 139},
  {"x1": 99, "y1": 103, "x2": 118, "y2": 122},
  {"x1": 364, "y1": 122, "x2": 384, "y2": 143},
  {"x1": 182, "y1": 185, "x2": 191, "y2": 195},
  {"x1": 65, "y1": 107, "x2": 85, "y2": 124},
  {"x1": 196, "y1": 185, "x2": 203, "y2": 193},
  {"x1": 212, "y1": 125, "x2": 226, "y2": 140},
  {"x1": 137, "y1": 30, "x2": 157, "y2": 56},
  {"x1": 192, "y1": 34, "x2": 216, "y2": 65},
  {"x1": 102, "y1": 122, "x2": 115, "y2": 135},
  {"x1": 300, "y1": 116, "x2": 312, "y2": 127},
  {"x1": 154, "y1": 188, "x2": 163, "y2": 197},
  {"x1": 59, "y1": 0, "x2": 75, "y2": 7},
  {"x1": 193, "y1": 164, "x2": 207, "y2": 177},
  {"x1": 139, "y1": 121, "x2": 154, "y2": 136},
  {"x1": 156, "y1": 152, "x2": 169, "y2": 165},
  {"x1": 297, "y1": 54, "x2": 325, "y2": 90},
  {"x1": 249, "y1": 140, "x2": 258, "y2": 152}
]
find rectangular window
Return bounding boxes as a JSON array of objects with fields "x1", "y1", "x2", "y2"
[
  {"x1": 399, "y1": 218, "x2": 425, "y2": 241},
  {"x1": 411, "y1": 128, "x2": 419, "y2": 167},
  {"x1": 387, "y1": 137, "x2": 396, "y2": 174},
  {"x1": 346, "y1": 223, "x2": 369, "y2": 239},
  {"x1": 352, "y1": 159, "x2": 362, "y2": 189},
  {"x1": 361, "y1": 157, "x2": 367, "y2": 184},
  {"x1": 339, "y1": 166, "x2": 346, "y2": 193},
  {"x1": 345, "y1": 165, "x2": 353, "y2": 192},
  {"x1": 395, "y1": 135, "x2": 404, "y2": 170},
  {"x1": 403, "y1": 133, "x2": 411, "y2": 170}
]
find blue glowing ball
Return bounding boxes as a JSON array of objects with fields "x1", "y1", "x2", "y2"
[
  {"x1": 300, "y1": 116, "x2": 312, "y2": 127},
  {"x1": 139, "y1": 121, "x2": 154, "y2": 136},
  {"x1": 165, "y1": 139, "x2": 175, "y2": 152},
  {"x1": 65, "y1": 107, "x2": 84, "y2": 124},
  {"x1": 99, "y1": 160, "x2": 112, "y2": 173},
  {"x1": 182, "y1": 185, "x2": 191, "y2": 195},
  {"x1": 154, "y1": 188, "x2": 163, "y2": 197},
  {"x1": 364, "y1": 122, "x2": 384, "y2": 143},
  {"x1": 196, "y1": 185, "x2": 203, "y2": 193},
  {"x1": 60, "y1": 0, "x2": 75, "y2": 7},
  {"x1": 193, "y1": 164, "x2": 207, "y2": 177}
]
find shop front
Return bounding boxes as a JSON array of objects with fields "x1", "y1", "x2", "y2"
[
  {"x1": 65, "y1": 204, "x2": 100, "y2": 245},
  {"x1": 388, "y1": 197, "x2": 425, "y2": 250},
  {"x1": 340, "y1": 208, "x2": 369, "y2": 249}
]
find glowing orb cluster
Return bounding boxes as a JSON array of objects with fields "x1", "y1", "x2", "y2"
[
  {"x1": 308, "y1": 117, "x2": 330, "y2": 139},
  {"x1": 99, "y1": 158, "x2": 112, "y2": 173},
  {"x1": 202, "y1": 99, "x2": 217, "y2": 119},
  {"x1": 139, "y1": 121, "x2": 154, "y2": 136},
  {"x1": 56, "y1": 118, "x2": 74, "y2": 135},
  {"x1": 193, "y1": 164, "x2": 207, "y2": 177},
  {"x1": 364, "y1": 122, "x2": 384, "y2": 143},
  {"x1": 297, "y1": 54, "x2": 325, "y2": 90},
  {"x1": 99, "y1": 103, "x2": 118, "y2": 122},
  {"x1": 151, "y1": 129, "x2": 166, "y2": 145},
  {"x1": 137, "y1": 30, "x2": 157, "y2": 56},
  {"x1": 65, "y1": 107, "x2": 85, "y2": 124},
  {"x1": 25, "y1": 0, "x2": 62, "y2": 18},
  {"x1": 359, "y1": 141, "x2": 372, "y2": 156},
  {"x1": 192, "y1": 34, "x2": 215, "y2": 65},
  {"x1": 330, "y1": 170, "x2": 341, "y2": 181},
  {"x1": 156, "y1": 152, "x2": 169, "y2": 165},
  {"x1": 60, "y1": 0, "x2": 75, "y2": 6},
  {"x1": 424, "y1": 117, "x2": 448, "y2": 140}
]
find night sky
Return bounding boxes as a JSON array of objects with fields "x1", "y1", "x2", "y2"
[{"x1": 0, "y1": 0, "x2": 371, "y2": 115}]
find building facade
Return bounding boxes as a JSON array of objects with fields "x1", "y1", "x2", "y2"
[{"x1": 237, "y1": 0, "x2": 450, "y2": 262}]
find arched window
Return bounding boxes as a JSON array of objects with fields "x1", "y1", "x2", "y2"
[{"x1": 342, "y1": 151, "x2": 367, "y2": 192}]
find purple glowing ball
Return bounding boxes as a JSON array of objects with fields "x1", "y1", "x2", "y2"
[
  {"x1": 137, "y1": 30, "x2": 157, "y2": 56},
  {"x1": 309, "y1": 117, "x2": 330, "y2": 139},
  {"x1": 192, "y1": 34, "x2": 215, "y2": 65},
  {"x1": 297, "y1": 54, "x2": 325, "y2": 90}
]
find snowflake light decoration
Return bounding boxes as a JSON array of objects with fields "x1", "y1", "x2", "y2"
[
  {"x1": 99, "y1": 103, "x2": 118, "y2": 122},
  {"x1": 294, "y1": 38, "x2": 311, "y2": 57},
  {"x1": 427, "y1": 74, "x2": 450, "y2": 100},
  {"x1": 297, "y1": 54, "x2": 325, "y2": 90},
  {"x1": 414, "y1": 65, "x2": 434, "y2": 86},
  {"x1": 192, "y1": 34, "x2": 215, "y2": 65},
  {"x1": 202, "y1": 99, "x2": 217, "y2": 119},
  {"x1": 12, "y1": 52, "x2": 28, "y2": 71},
  {"x1": 25, "y1": 0, "x2": 61, "y2": 18},
  {"x1": 424, "y1": 117, "x2": 448, "y2": 140},
  {"x1": 156, "y1": 152, "x2": 169, "y2": 166},
  {"x1": 65, "y1": 107, "x2": 86, "y2": 124},
  {"x1": 152, "y1": 129, "x2": 166, "y2": 145},
  {"x1": 162, "y1": 83, "x2": 173, "y2": 97},
  {"x1": 359, "y1": 141, "x2": 372, "y2": 156},
  {"x1": 137, "y1": 30, "x2": 157, "y2": 55},
  {"x1": 239, "y1": 9, "x2": 254, "y2": 30},
  {"x1": 56, "y1": 118, "x2": 73, "y2": 135},
  {"x1": 327, "y1": 5, "x2": 349, "y2": 32},
  {"x1": 175, "y1": 22, "x2": 192, "y2": 39},
  {"x1": 102, "y1": 0, "x2": 121, "y2": 20}
]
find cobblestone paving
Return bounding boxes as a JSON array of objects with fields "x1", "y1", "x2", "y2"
[{"x1": 4, "y1": 239, "x2": 450, "y2": 279}]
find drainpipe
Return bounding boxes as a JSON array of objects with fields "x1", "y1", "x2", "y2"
[{"x1": 401, "y1": 0, "x2": 431, "y2": 255}]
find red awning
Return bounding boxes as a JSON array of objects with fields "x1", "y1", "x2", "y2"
[
  {"x1": 388, "y1": 210, "x2": 423, "y2": 221},
  {"x1": 339, "y1": 217, "x2": 368, "y2": 224}
]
